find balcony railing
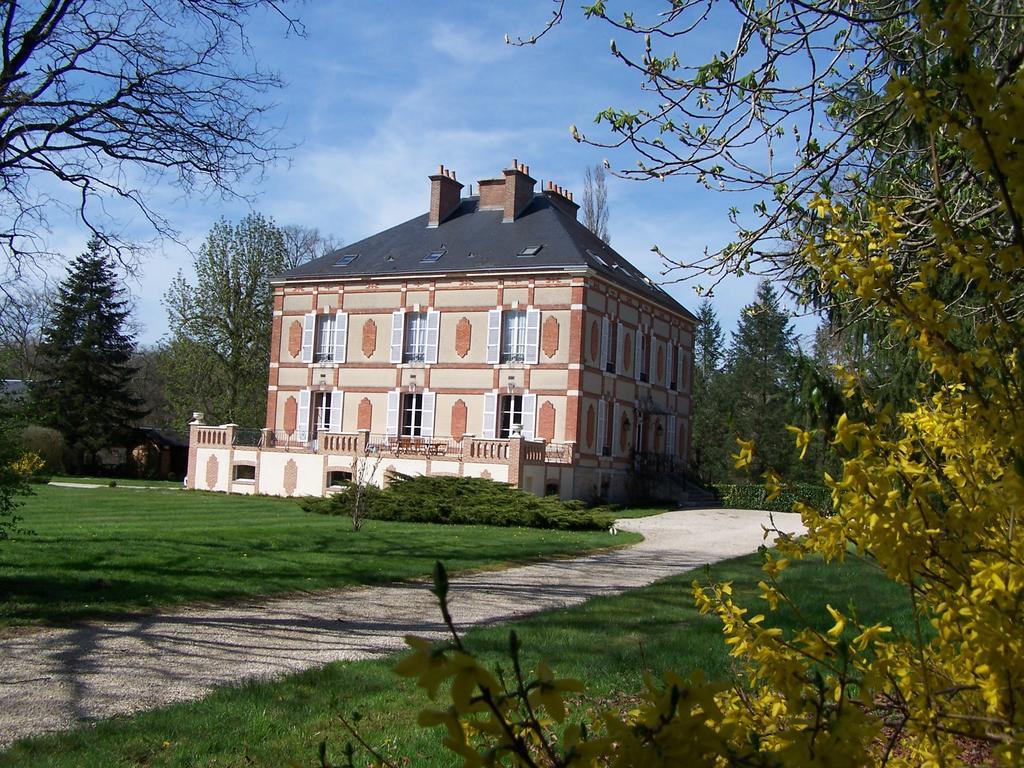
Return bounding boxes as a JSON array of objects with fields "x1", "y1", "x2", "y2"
[{"x1": 190, "y1": 423, "x2": 575, "y2": 467}]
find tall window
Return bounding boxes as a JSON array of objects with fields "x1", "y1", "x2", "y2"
[
  {"x1": 639, "y1": 335, "x2": 649, "y2": 382},
  {"x1": 603, "y1": 407, "x2": 613, "y2": 456},
  {"x1": 404, "y1": 312, "x2": 428, "y2": 362},
  {"x1": 313, "y1": 392, "x2": 334, "y2": 435},
  {"x1": 605, "y1": 323, "x2": 617, "y2": 373},
  {"x1": 502, "y1": 311, "x2": 527, "y2": 363},
  {"x1": 634, "y1": 413, "x2": 645, "y2": 453},
  {"x1": 401, "y1": 393, "x2": 424, "y2": 436},
  {"x1": 315, "y1": 314, "x2": 336, "y2": 362},
  {"x1": 499, "y1": 394, "x2": 524, "y2": 438}
]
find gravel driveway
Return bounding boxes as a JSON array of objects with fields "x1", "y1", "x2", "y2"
[{"x1": 0, "y1": 507, "x2": 803, "y2": 748}]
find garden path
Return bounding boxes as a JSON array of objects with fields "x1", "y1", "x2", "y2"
[{"x1": 0, "y1": 507, "x2": 804, "y2": 748}]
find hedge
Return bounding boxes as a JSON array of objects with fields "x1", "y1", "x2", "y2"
[
  {"x1": 302, "y1": 475, "x2": 616, "y2": 531},
  {"x1": 712, "y1": 483, "x2": 831, "y2": 515}
]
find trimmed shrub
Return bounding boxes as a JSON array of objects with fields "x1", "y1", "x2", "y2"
[
  {"x1": 712, "y1": 483, "x2": 831, "y2": 515},
  {"x1": 302, "y1": 475, "x2": 615, "y2": 531}
]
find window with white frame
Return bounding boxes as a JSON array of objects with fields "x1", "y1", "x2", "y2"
[
  {"x1": 605, "y1": 322, "x2": 617, "y2": 373},
  {"x1": 315, "y1": 314, "x2": 336, "y2": 362},
  {"x1": 639, "y1": 335, "x2": 650, "y2": 382},
  {"x1": 502, "y1": 311, "x2": 527, "y2": 362},
  {"x1": 401, "y1": 393, "x2": 425, "y2": 437},
  {"x1": 313, "y1": 392, "x2": 334, "y2": 436},
  {"x1": 404, "y1": 312, "x2": 428, "y2": 363},
  {"x1": 499, "y1": 394, "x2": 524, "y2": 438},
  {"x1": 302, "y1": 311, "x2": 348, "y2": 364}
]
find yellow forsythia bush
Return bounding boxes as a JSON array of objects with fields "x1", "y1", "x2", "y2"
[{"x1": 392, "y1": 4, "x2": 1023, "y2": 766}]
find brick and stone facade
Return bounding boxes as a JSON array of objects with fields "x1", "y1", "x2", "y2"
[{"x1": 187, "y1": 160, "x2": 695, "y2": 501}]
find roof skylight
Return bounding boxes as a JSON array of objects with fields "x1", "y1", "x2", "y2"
[
  {"x1": 586, "y1": 248, "x2": 609, "y2": 267},
  {"x1": 334, "y1": 254, "x2": 359, "y2": 267},
  {"x1": 421, "y1": 250, "x2": 445, "y2": 263},
  {"x1": 518, "y1": 245, "x2": 543, "y2": 257}
]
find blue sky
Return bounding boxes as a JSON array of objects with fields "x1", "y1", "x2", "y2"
[{"x1": 42, "y1": 2, "x2": 817, "y2": 347}]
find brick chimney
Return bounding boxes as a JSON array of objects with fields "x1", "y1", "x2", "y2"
[
  {"x1": 542, "y1": 180, "x2": 580, "y2": 220},
  {"x1": 428, "y1": 165, "x2": 464, "y2": 228},
  {"x1": 502, "y1": 159, "x2": 535, "y2": 222}
]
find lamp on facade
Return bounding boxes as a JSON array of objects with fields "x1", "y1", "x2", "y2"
[
  {"x1": 408, "y1": 373, "x2": 418, "y2": 392},
  {"x1": 317, "y1": 371, "x2": 329, "y2": 391}
]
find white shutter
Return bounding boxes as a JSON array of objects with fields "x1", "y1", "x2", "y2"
[
  {"x1": 665, "y1": 342, "x2": 674, "y2": 389},
  {"x1": 389, "y1": 311, "x2": 405, "y2": 364},
  {"x1": 611, "y1": 403, "x2": 620, "y2": 457},
  {"x1": 615, "y1": 322, "x2": 624, "y2": 374},
  {"x1": 521, "y1": 394, "x2": 537, "y2": 440},
  {"x1": 486, "y1": 309, "x2": 501, "y2": 364},
  {"x1": 300, "y1": 313, "x2": 315, "y2": 363},
  {"x1": 296, "y1": 389, "x2": 311, "y2": 442},
  {"x1": 524, "y1": 309, "x2": 541, "y2": 365},
  {"x1": 597, "y1": 399, "x2": 608, "y2": 455},
  {"x1": 600, "y1": 316, "x2": 610, "y2": 371},
  {"x1": 385, "y1": 390, "x2": 400, "y2": 436},
  {"x1": 329, "y1": 390, "x2": 344, "y2": 433},
  {"x1": 667, "y1": 414, "x2": 677, "y2": 457},
  {"x1": 334, "y1": 312, "x2": 348, "y2": 363},
  {"x1": 633, "y1": 330, "x2": 643, "y2": 381},
  {"x1": 482, "y1": 392, "x2": 497, "y2": 438},
  {"x1": 421, "y1": 390, "x2": 436, "y2": 438},
  {"x1": 425, "y1": 310, "x2": 441, "y2": 364}
]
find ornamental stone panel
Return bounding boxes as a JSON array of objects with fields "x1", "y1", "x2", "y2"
[
  {"x1": 589, "y1": 319, "x2": 599, "y2": 361},
  {"x1": 538, "y1": 401, "x2": 556, "y2": 441},
  {"x1": 585, "y1": 404, "x2": 595, "y2": 448},
  {"x1": 622, "y1": 331, "x2": 633, "y2": 373},
  {"x1": 451, "y1": 399, "x2": 467, "y2": 439},
  {"x1": 205, "y1": 455, "x2": 219, "y2": 490},
  {"x1": 283, "y1": 459, "x2": 298, "y2": 495},
  {"x1": 287, "y1": 320, "x2": 303, "y2": 358},
  {"x1": 542, "y1": 316, "x2": 560, "y2": 359},
  {"x1": 656, "y1": 345, "x2": 665, "y2": 382},
  {"x1": 283, "y1": 396, "x2": 298, "y2": 434},
  {"x1": 455, "y1": 317, "x2": 472, "y2": 358},
  {"x1": 357, "y1": 397, "x2": 373, "y2": 431},
  {"x1": 361, "y1": 318, "x2": 378, "y2": 358}
]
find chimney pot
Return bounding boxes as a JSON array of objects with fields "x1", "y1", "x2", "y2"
[
  {"x1": 429, "y1": 163, "x2": 464, "y2": 227},
  {"x1": 501, "y1": 159, "x2": 536, "y2": 222}
]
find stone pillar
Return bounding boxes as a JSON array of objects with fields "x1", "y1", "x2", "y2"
[
  {"x1": 507, "y1": 435, "x2": 525, "y2": 489},
  {"x1": 186, "y1": 412, "x2": 204, "y2": 490}
]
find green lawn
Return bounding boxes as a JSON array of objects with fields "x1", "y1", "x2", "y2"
[
  {"x1": 0, "y1": 550, "x2": 913, "y2": 767},
  {"x1": 0, "y1": 485, "x2": 637, "y2": 629}
]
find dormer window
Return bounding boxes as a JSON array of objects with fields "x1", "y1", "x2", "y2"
[
  {"x1": 421, "y1": 250, "x2": 445, "y2": 263},
  {"x1": 334, "y1": 254, "x2": 358, "y2": 267},
  {"x1": 518, "y1": 245, "x2": 543, "y2": 257}
]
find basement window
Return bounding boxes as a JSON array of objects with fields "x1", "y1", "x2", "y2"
[
  {"x1": 327, "y1": 470, "x2": 353, "y2": 489},
  {"x1": 233, "y1": 464, "x2": 256, "y2": 482},
  {"x1": 334, "y1": 254, "x2": 359, "y2": 267},
  {"x1": 421, "y1": 250, "x2": 445, "y2": 263},
  {"x1": 518, "y1": 245, "x2": 543, "y2": 257}
]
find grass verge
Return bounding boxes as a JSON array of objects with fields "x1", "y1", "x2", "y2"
[
  {"x1": 0, "y1": 550, "x2": 914, "y2": 767},
  {"x1": 0, "y1": 485, "x2": 637, "y2": 629}
]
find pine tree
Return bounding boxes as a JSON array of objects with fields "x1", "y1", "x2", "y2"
[
  {"x1": 32, "y1": 238, "x2": 145, "y2": 468},
  {"x1": 724, "y1": 281, "x2": 797, "y2": 479},
  {"x1": 690, "y1": 299, "x2": 732, "y2": 483}
]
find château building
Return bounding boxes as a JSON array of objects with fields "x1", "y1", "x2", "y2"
[{"x1": 187, "y1": 160, "x2": 695, "y2": 501}]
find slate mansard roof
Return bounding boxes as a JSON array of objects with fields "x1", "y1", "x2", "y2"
[{"x1": 276, "y1": 192, "x2": 695, "y2": 321}]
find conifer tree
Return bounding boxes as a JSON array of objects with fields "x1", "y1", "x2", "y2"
[
  {"x1": 690, "y1": 299, "x2": 731, "y2": 482},
  {"x1": 724, "y1": 281, "x2": 796, "y2": 479},
  {"x1": 32, "y1": 238, "x2": 145, "y2": 469}
]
